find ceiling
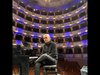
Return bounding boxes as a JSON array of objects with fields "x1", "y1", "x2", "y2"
[
  {"x1": 31, "y1": 0, "x2": 73, "y2": 8},
  {"x1": 20, "y1": 0, "x2": 83, "y2": 11}
]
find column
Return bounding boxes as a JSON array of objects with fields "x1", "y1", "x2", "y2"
[
  {"x1": 14, "y1": 34, "x2": 16, "y2": 40},
  {"x1": 31, "y1": 36, "x2": 33, "y2": 43},
  {"x1": 72, "y1": 47, "x2": 75, "y2": 59},
  {"x1": 70, "y1": 26, "x2": 73, "y2": 31},
  {"x1": 63, "y1": 47, "x2": 67, "y2": 61},
  {"x1": 46, "y1": 28, "x2": 48, "y2": 33},
  {"x1": 15, "y1": 21, "x2": 17, "y2": 27},
  {"x1": 81, "y1": 46, "x2": 84, "y2": 58},
  {"x1": 63, "y1": 28, "x2": 65, "y2": 33}
]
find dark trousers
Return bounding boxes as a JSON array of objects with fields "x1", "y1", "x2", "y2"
[
  {"x1": 35, "y1": 54, "x2": 56, "y2": 75},
  {"x1": 13, "y1": 55, "x2": 29, "y2": 75}
]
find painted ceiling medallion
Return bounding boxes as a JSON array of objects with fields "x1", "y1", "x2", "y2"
[{"x1": 37, "y1": 0, "x2": 73, "y2": 7}]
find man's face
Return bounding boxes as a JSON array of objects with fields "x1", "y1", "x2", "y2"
[{"x1": 43, "y1": 35, "x2": 51, "y2": 43}]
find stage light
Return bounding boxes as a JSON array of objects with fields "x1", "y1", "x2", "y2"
[
  {"x1": 82, "y1": 6, "x2": 85, "y2": 9},
  {"x1": 62, "y1": 16, "x2": 64, "y2": 18},
  {"x1": 38, "y1": 45, "x2": 41, "y2": 48},
  {"x1": 70, "y1": 33, "x2": 73, "y2": 36},
  {"x1": 80, "y1": 0, "x2": 83, "y2": 3},
  {"x1": 34, "y1": 9, "x2": 36, "y2": 11},
  {"x1": 34, "y1": 43, "x2": 38, "y2": 46},
  {"x1": 46, "y1": 27, "x2": 49, "y2": 28},
  {"x1": 77, "y1": 21, "x2": 80, "y2": 23},
  {"x1": 53, "y1": 18, "x2": 55, "y2": 19},
  {"x1": 32, "y1": 24, "x2": 34, "y2": 26},
  {"x1": 21, "y1": 1, "x2": 23, "y2": 3},
  {"x1": 23, "y1": 32, "x2": 27, "y2": 35},
  {"x1": 18, "y1": 7, "x2": 21, "y2": 9},
  {"x1": 54, "y1": 36, "x2": 56, "y2": 38},
  {"x1": 79, "y1": 44, "x2": 82, "y2": 46},
  {"x1": 71, "y1": 45, "x2": 74, "y2": 47},
  {"x1": 32, "y1": 15, "x2": 35, "y2": 16},
  {"x1": 39, "y1": 35, "x2": 42, "y2": 38},
  {"x1": 31, "y1": 34, "x2": 34, "y2": 37},
  {"x1": 69, "y1": 23, "x2": 72, "y2": 26},
  {"x1": 25, "y1": 12, "x2": 28, "y2": 14},
  {"x1": 24, "y1": 22, "x2": 28, "y2": 24},
  {"x1": 78, "y1": 32, "x2": 81, "y2": 35},
  {"x1": 62, "y1": 35, "x2": 65, "y2": 37},
  {"x1": 75, "y1": 10, "x2": 79, "y2": 13},
  {"x1": 68, "y1": 14, "x2": 71, "y2": 16},
  {"x1": 16, "y1": 18, "x2": 20, "y2": 20},
  {"x1": 53, "y1": 27, "x2": 56, "y2": 28},
  {"x1": 15, "y1": 30, "x2": 18, "y2": 33},
  {"x1": 39, "y1": 26, "x2": 41, "y2": 28},
  {"x1": 13, "y1": 43, "x2": 17, "y2": 45},
  {"x1": 85, "y1": 30, "x2": 87, "y2": 32},
  {"x1": 39, "y1": 17, "x2": 42, "y2": 18},
  {"x1": 46, "y1": 18, "x2": 49, "y2": 19},
  {"x1": 62, "y1": 45, "x2": 66, "y2": 48},
  {"x1": 62, "y1": 26, "x2": 64, "y2": 27},
  {"x1": 84, "y1": 17, "x2": 87, "y2": 20}
]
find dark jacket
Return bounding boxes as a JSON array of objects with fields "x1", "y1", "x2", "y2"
[
  {"x1": 41, "y1": 41, "x2": 58, "y2": 59},
  {"x1": 13, "y1": 45, "x2": 22, "y2": 55}
]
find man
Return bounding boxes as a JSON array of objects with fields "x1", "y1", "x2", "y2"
[
  {"x1": 13, "y1": 42, "x2": 29, "y2": 75},
  {"x1": 35, "y1": 34, "x2": 58, "y2": 75}
]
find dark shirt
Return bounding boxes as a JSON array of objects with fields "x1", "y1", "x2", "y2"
[{"x1": 41, "y1": 41, "x2": 58, "y2": 59}]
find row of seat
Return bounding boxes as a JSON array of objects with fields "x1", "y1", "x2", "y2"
[
  {"x1": 14, "y1": 0, "x2": 86, "y2": 16},
  {"x1": 13, "y1": 8, "x2": 87, "y2": 24},
  {"x1": 13, "y1": 19, "x2": 87, "y2": 33},
  {"x1": 13, "y1": 0, "x2": 87, "y2": 24},
  {"x1": 13, "y1": 33, "x2": 87, "y2": 43}
]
